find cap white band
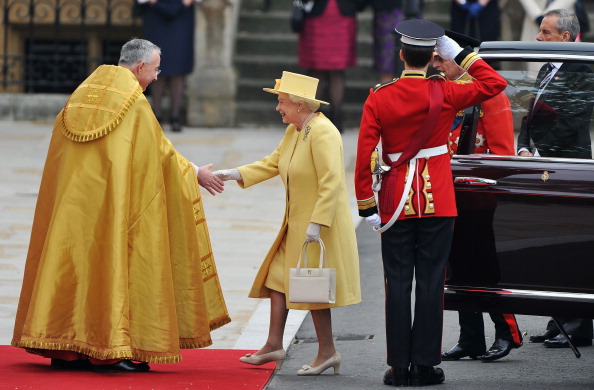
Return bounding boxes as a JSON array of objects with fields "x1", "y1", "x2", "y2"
[{"x1": 401, "y1": 36, "x2": 437, "y2": 47}]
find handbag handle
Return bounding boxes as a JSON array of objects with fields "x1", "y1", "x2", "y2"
[{"x1": 296, "y1": 239, "x2": 328, "y2": 269}]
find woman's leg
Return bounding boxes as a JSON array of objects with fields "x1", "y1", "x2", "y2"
[
  {"x1": 255, "y1": 289, "x2": 289, "y2": 354},
  {"x1": 169, "y1": 75, "x2": 186, "y2": 131},
  {"x1": 327, "y1": 70, "x2": 345, "y2": 132},
  {"x1": 149, "y1": 76, "x2": 168, "y2": 121},
  {"x1": 169, "y1": 75, "x2": 186, "y2": 120},
  {"x1": 309, "y1": 308, "x2": 337, "y2": 366}
]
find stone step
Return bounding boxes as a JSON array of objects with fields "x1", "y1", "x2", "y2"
[
  {"x1": 237, "y1": 76, "x2": 376, "y2": 104},
  {"x1": 234, "y1": 0, "x2": 453, "y2": 127},
  {"x1": 235, "y1": 31, "x2": 373, "y2": 57},
  {"x1": 236, "y1": 100, "x2": 365, "y2": 129},
  {"x1": 234, "y1": 54, "x2": 375, "y2": 81},
  {"x1": 238, "y1": 9, "x2": 376, "y2": 35}
]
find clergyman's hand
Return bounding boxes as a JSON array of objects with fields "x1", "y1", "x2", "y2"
[{"x1": 197, "y1": 163, "x2": 225, "y2": 196}]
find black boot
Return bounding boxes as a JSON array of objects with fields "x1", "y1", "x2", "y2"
[
  {"x1": 383, "y1": 366, "x2": 409, "y2": 386},
  {"x1": 171, "y1": 117, "x2": 182, "y2": 132},
  {"x1": 409, "y1": 364, "x2": 445, "y2": 386}
]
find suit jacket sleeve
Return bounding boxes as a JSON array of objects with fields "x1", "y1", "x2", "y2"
[{"x1": 537, "y1": 67, "x2": 594, "y2": 154}]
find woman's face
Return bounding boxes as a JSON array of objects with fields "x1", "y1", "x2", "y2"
[{"x1": 276, "y1": 92, "x2": 301, "y2": 125}]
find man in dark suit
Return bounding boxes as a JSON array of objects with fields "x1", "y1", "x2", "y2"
[
  {"x1": 517, "y1": 9, "x2": 594, "y2": 159},
  {"x1": 518, "y1": 8, "x2": 594, "y2": 349}
]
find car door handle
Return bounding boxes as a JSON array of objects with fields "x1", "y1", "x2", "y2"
[{"x1": 454, "y1": 177, "x2": 497, "y2": 186}]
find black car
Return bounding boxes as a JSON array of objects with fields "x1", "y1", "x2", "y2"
[{"x1": 445, "y1": 42, "x2": 594, "y2": 353}]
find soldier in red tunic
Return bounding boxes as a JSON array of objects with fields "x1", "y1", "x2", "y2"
[
  {"x1": 355, "y1": 20, "x2": 507, "y2": 386},
  {"x1": 432, "y1": 53, "x2": 523, "y2": 363}
]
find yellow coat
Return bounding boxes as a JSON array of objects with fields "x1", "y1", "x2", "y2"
[
  {"x1": 238, "y1": 114, "x2": 361, "y2": 310},
  {"x1": 12, "y1": 65, "x2": 230, "y2": 363}
]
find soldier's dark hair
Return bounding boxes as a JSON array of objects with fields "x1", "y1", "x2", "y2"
[{"x1": 401, "y1": 44, "x2": 434, "y2": 68}]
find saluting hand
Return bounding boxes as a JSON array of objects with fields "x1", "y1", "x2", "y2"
[{"x1": 436, "y1": 36, "x2": 463, "y2": 61}]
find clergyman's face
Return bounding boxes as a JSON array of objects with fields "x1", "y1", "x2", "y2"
[{"x1": 136, "y1": 50, "x2": 161, "y2": 91}]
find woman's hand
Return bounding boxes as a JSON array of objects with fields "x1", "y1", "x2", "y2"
[
  {"x1": 305, "y1": 223, "x2": 321, "y2": 242},
  {"x1": 213, "y1": 168, "x2": 242, "y2": 181}
]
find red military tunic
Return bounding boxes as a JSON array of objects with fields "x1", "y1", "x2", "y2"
[
  {"x1": 449, "y1": 73, "x2": 514, "y2": 156},
  {"x1": 355, "y1": 50, "x2": 507, "y2": 224}
]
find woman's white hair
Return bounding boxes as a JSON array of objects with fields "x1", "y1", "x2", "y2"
[{"x1": 288, "y1": 95, "x2": 320, "y2": 112}]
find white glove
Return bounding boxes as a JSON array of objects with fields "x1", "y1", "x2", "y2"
[
  {"x1": 305, "y1": 223, "x2": 321, "y2": 243},
  {"x1": 365, "y1": 214, "x2": 381, "y2": 228},
  {"x1": 213, "y1": 168, "x2": 242, "y2": 181},
  {"x1": 436, "y1": 36, "x2": 463, "y2": 61}
]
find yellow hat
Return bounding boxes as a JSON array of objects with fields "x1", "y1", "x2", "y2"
[{"x1": 263, "y1": 71, "x2": 329, "y2": 105}]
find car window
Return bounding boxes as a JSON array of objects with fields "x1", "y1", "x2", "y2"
[{"x1": 469, "y1": 60, "x2": 594, "y2": 160}]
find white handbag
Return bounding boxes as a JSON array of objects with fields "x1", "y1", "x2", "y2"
[{"x1": 289, "y1": 239, "x2": 336, "y2": 304}]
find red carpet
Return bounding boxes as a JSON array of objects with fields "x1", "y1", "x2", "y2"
[{"x1": 0, "y1": 346, "x2": 275, "y2": 389}]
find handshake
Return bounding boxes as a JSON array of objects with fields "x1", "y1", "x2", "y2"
[{"x1": 213, "y1": 168, "x2": 242, "y2": 181}]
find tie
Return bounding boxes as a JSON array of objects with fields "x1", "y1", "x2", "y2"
[{"x1": 540, "y1": 63, "x2": 554, "y2": 88}]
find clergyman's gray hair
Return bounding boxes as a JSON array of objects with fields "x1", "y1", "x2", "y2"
[
  {"x1": 118, "y1": 38, "x2": 161, "y2": 66},
  {"x1": 544, "y1": 8, "x2": 580, "y2": 42}
]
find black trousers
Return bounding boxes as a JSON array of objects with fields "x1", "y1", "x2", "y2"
[
  {"x1": 457, "y1": 312, "x2": 522, "y2": 354},
  {"x1": 544, "y1": 317, "x2": 593, "y2": 339},
  {"x1": 382, "y1": 217, "x2": 454, "y2": 368}
]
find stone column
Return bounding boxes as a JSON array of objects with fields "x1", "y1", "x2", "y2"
[{"x1": 186, "y1": 0, "x2": 239, "y2": 127}]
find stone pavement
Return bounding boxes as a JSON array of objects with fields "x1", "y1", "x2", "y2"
[{"x1": 0, "y1": 121, "x2": 360, "y2": 350}]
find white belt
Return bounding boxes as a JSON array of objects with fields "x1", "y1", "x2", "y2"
[
  {"x1": 387, "y1": 145, "x2": 448, "y2": 162},
  {"x1": 374, "y1": 144, "x2": 448, "y2": 234}
]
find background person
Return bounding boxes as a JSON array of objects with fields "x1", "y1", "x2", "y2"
[
  {"x1": 298, "y1": 0, "x2": 363, "y2": 132},
  {"x1": 450, "y1": 0, "x2": 502, "y2": 42},
  {"x1": 214, "y1": 71, "x2": 361, "y2": 376},
  {"x1": 11, "y1": 38, "x2": 229, "y2": 372},
  {"x1": 366, "y1": 0, "x2": 405, "y2": 83},
  {"x1": 355, "y1": 20, "x2": 507, "y2": 386},
  {"x1": 433, "y1": 53, "x2": 522, "y2": 363},
  {"x1": 138, "y1": 0, "x2": 196, "y2": 132}
]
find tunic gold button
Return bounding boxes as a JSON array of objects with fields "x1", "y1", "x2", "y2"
[
  {"x1": 429, "y1": 204, "x2": 434, "y2": 209},
  {"x1": 405, "y1": 206, "x2": 410, "y2": 211}
]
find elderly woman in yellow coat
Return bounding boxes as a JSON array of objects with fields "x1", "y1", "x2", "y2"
[{"x1": 215, "y1": 71, "x2": 361, "y2": 376}]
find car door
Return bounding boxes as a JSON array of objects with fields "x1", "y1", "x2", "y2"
[{"x1": 446, "y1": 50, "x2": 594, "y2": 317}]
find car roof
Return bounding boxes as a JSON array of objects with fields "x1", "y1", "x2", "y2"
[{"x1": 478, "y1": 41, "x2": 594, "y2": 62}]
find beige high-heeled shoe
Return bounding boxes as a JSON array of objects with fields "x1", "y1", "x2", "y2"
[
  {"x1": 239, "y1": 349, "x2": 286, "y2": 369},
  {"x1": 297, "y1": 352, "x2": 341, "y2": 376}
]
